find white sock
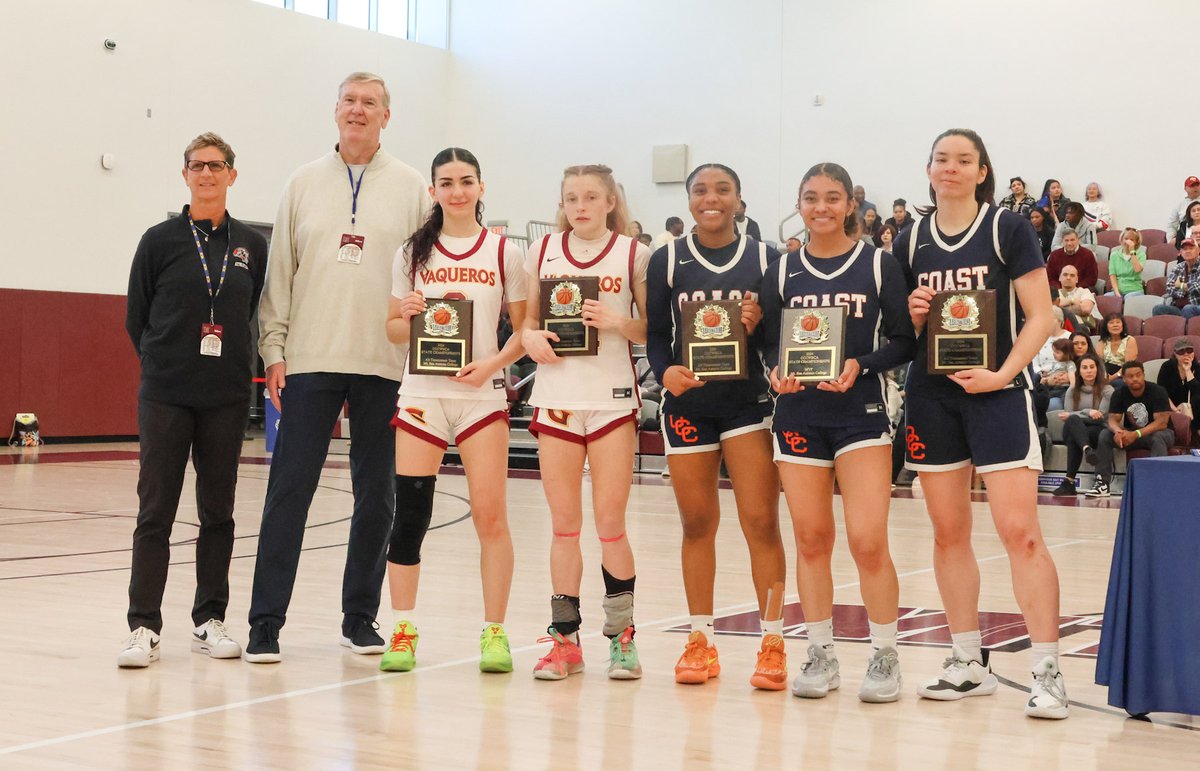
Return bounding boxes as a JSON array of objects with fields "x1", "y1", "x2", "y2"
[
  {"x1": 482, "y1": 621, "x2": 504, "y2": 632},
  {"x1": 951, "y1": 631, "x2": 982, "y2": 663},
  {"x1": 1031, "y1": 641, "x2": 1059, "y2": 670},
  {"x1": 394, "y1": 609, "x2": 415, "y2": 628},
  {"x1": 690, "y1": 615, "x2": 715, "y2": 635},
  {"x1": 805, "y1": 618, "x2": 835, "y2": 650},
  {"x1": 869, "y1": 620, "x2": 898, "y2": 652},
  {"x1": 761, "y1": 617, "x2": 784, "y2": 637}
]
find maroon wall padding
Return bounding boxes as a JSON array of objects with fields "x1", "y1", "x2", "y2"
[{"x1": 0, "y1": 289, "x2": 139, "y2": 438}]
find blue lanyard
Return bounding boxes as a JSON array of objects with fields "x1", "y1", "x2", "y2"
[
  {"x1": 347, "y1": 165, "x2": 366, "y2": 229},
  {"x1": 188, "y1": 214, "x2": 229, "y2": 324}
]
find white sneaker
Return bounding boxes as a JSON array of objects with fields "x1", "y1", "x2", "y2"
[
  {"x1": 917, "y1": 644, "x2": 998, "y2": 700},
  {"x1": 791, "y1": 644, "x2": 840, "y2": 698},
  {"x1": 858, "y1": 646, "x2": 902, "y2": 703},
  {"x1": 1026, "y1": 656, "x2": 1070, "y2": 719},
  {"x1": 117, "y1": 627, "x2": 161, "y2": 668},
  {"x1": 192, "y1": 619, "x2": 242, "y2": 659}
]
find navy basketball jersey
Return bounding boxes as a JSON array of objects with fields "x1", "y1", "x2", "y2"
[
  {"x1": 645, "y1": 234, "x2": 776, "y2": 416},
  {"x1": 762, "y1": 242, "x2": 915, "y2": 426},
  {"x1": 897, "y1": 205, "x2": 1045, "y2": 396}
]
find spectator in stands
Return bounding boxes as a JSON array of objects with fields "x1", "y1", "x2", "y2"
[
  {"x1": 1152, "y1": 238, "x2": 1200, "y2": 318},
  {"x1": 876, "y1": 222, "x2": 898, "y2": 252},
  {"x1": 1037, "y1": 178, "x2": 1070, "y2": 224},
  {"x1": 1056, "y1": 264, "x2": 1101, "y2": 331},
  {"x1": 630, "y1": 220, "x2": 644, "y2": 239},
  {"x1": 637, "y1": 233, "x2": 653, "y2": 247},
  {"x1": 884, "y1": 198, "x2": 914, "y2": 233},
  {"x1": 1098, "y1": 312, "x2": 1139, "y2": 378},
  {"x1": 1157, "y1": 338, "x2": 1199, "y2": 441},
  {"x1": 852, "y1": 185, "x2": 875, "y2": 218},
  {"x1": 1028, "y1": 208, "x2": 1054, "y2": 259},
  {"x1": 1174, "y1": 201, "x2": 1200, "y2": 249},
  {"x1": 652, "y1": 216, "x2": 685, "y2": 248},
  {"x1": 735, "y1": 200, "x2": 762, "y2": 240},
  {"x1": 1070, "y1": 331, "x2": 1097, "y2": 363},
  {"x1": 1033, "y1": 308, "x2": 1073, "y2": 411},
  {"x1": 1081, "y1": 183, "x2": 1112, "y2": 232},
  {"x1": 1106, "y1": 228, "x2": 1146, "y2": 298},
  {"x1": 1051, "y1": 352, "x2": 1113, "y2": 496},
  {"x1": 1086, "y1": 360, "x2": 1174, "y2": 498},
  {"x1": 784, "y1": 236, "x2": 802, "y2": 254},
  {"x1": 999, "y1": 176, "x2": 1037, "y2": 215},
  {"x1": 1051, "y1": 202, "x2": 1097, "y2": 249},
  {"x1": 1046, "y1": 230, "x2": 1098, "y2": 291},
  {"x1": 1166, "y1": 175, "x2": 1200, "y2": 240},
  {"x1": 861, "y1": 206, "x2": 881, "y2": 244}
]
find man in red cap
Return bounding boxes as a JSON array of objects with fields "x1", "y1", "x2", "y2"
[{"x1": 1167, "y1": 175, "x2": 1200, "y2": 238}]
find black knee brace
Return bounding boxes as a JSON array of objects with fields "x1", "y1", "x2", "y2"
[{"x1": 387, "y1": 475, "x2": 436, "y2": 565}]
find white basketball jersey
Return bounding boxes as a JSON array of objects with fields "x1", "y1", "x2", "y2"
[
  {"x1": 525, "y1": 230, "x2": 649, "y2": 410},
  {"x1": 392, "y1": 229, "x2": 526, "y2": 400}
]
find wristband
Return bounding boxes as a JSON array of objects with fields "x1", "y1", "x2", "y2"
[{"x1": 1136, "y1": 429, "x2": 1143, "y2": 439}]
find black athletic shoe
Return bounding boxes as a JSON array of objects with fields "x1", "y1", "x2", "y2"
[
  {"x1": 1051, "y1": 480, "x2": 1077, "y2": 497},
  {"x1": 244, "y1": 622, "x2": 282, "y2": 663},
  {"x1": 341, "y1": 615, "x2": 386, "y2": 655}
]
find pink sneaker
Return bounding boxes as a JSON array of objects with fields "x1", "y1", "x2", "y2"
[{"x1": 532, "y1": 628, "x2": 585, "y2": 680}]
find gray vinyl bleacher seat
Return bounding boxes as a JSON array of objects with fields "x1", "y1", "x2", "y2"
[
  {"x1": 1090, "y1": 244, "x2": 1110, "y2": 261},
  {"x1": 1124, "y1": 294, "x2": 1162, "y2": 319},
  {"x1": 1142, "y1": 358, "x2": 1168, "y2": 383},
  {"x1": 1141, "y1": 261, "x2": 1167, "y2": 281}
]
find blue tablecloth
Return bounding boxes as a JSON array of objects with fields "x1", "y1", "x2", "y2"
[{"x1": 1096, "y1": 455, "x2": 1200, "y2": 715}]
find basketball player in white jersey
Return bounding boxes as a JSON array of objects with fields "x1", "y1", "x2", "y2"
[
  {"x1": 384, "y1": 148, "x2": 527, "y2": 674},
  {"x1": 521, "y1": 164, "x2": 650, "y2": 680}
]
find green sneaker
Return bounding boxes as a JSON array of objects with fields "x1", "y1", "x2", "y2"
[
  {"x1": 479, "y1": 624, "x2": 513, "y2": 673},
  {"x1": 379, "y1": 621, "x2": 418, "y2": 672},
  {"x1": 607, "y1": 626, "x2": 642, "y2": 680}
]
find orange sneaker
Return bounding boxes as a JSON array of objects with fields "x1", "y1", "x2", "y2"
[
  {"x1": 750, "y1": 634, "x2": 787, "y2": 691},
  {"x1": 674, "y1": 630, "x2": 721, "y2": 684},
  {"x1": 532, "y1": 628, "x2": 585, "y2": 680}
]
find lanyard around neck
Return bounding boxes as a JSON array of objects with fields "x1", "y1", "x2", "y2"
[
  {"x1": 347, "y1": 165, "x2": 366, "y2": 229},
  {"x1": 188, "y1": 214, "x2": 229, "y2": 324}
]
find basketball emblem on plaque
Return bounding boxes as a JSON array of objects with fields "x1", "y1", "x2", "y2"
[
  {"x1": 778, "y1": 305, "x2": 846, "y2": 382},
  {"x1": 927, "y1": 290, "x2": 996, "y2": 375},
  {"x1": 540, "y1": 276, "x2": 599, "y2": 356},
  {"x1": 409, "y1": 299, "x2": 473, "y2": 375},
  {"x1": 681, "y1": 300, "x2": 746, "y2": 381}
]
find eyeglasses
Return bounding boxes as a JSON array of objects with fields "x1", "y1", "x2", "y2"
[
  {"x1": 1179, "y1": 348, "x2": 1195, "y2": 355},
  {"x1": 186, "y1": 160, "x2": 231, "y2": 173}
]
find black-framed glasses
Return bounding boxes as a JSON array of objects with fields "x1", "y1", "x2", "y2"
[{"x1": 186, "y1": 160, "x2": 230, "y2": 173}]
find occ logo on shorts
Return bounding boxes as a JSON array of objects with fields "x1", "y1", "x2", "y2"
[
  {"x1": 780, "y1": 431, "x2": 807, "y2": 454},
  {"x1": 905, "y1": 426, "x2": 926, "y2": 460},
  {"x1": 668, "y1": 415, "x2": 698, "y2": 444},
  {"x1": 405, "y1": 407, "x2": 427, "y2": 425}
]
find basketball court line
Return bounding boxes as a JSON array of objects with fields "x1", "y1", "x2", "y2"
[{"x1": 0, "y1": 537, "x2": 1095, "y2": 756}]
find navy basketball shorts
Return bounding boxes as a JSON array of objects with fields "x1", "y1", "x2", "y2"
[
  {"x1": 773, "y1": 413, "x2": 891, "y2": 467},
  {"x1": 660, "y1": 400, "x2": 772, "y2": 455},
  {"x1": 904, "y1": 387, "x2": 1042, "y2": 474}
]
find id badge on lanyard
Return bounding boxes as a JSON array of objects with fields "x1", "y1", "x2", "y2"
[{"x1": 339, "y1": 165, "x2": 367, "y2": 265}]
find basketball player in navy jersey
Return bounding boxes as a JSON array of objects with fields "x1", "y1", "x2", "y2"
[
  {"x1": 900, "y1": 129, "x2": 1069, "y2": 719},
  {"x1": 761, "y1": 163, "x2": 915, "y2": 703},
  {"x1": 645, "y1": 164, "x2": 788, "y2": 690}
]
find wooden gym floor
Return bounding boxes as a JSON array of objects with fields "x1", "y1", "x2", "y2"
[{"x1": 1, "y1": 439, "x2": 1197, "y2": 769}]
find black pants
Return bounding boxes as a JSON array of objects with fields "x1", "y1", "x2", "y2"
[
  {"x1": 1062, "y1": 414, "x2": 1103, "y2": 478},
  {"x1": 1095, "y1": 427, "x2": 1173, "y2": 482},
  {"x1": 248, "y1": 373, "x2": 398, "y2": 629},
  {"x1": 128, "y1": 398, "x2": 247, "y2": 633}
]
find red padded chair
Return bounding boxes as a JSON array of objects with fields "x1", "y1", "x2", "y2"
[
  {"x1": 1142, "y1": 314, "x2": 1186, "y2": 340},
  {"x1": 1097, "y1": 230, "x2": 1123, "y2": 249},
  {"x1": 1188, "y1": 316, "x2": 1200, "y2": 336},
  {"x1": 1141, "y1": 229, "x2": 1168, "y2": 247},
  {"x1": 1122, "y1": 315, "x2": 1143, "y2": 335},
  {"x1": 1147, "y1": 243, "x2": 1178, "y2": 263},
  {"x1": 1145, "y1": 276, "x2": 1168, "y2": 297},
  {"x1": 1133, "y1": 335, "x2": 1163, "y2": 360},
  {"x1": 1095, "y1": 294, "x2": 1123, "y2": 318}
]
